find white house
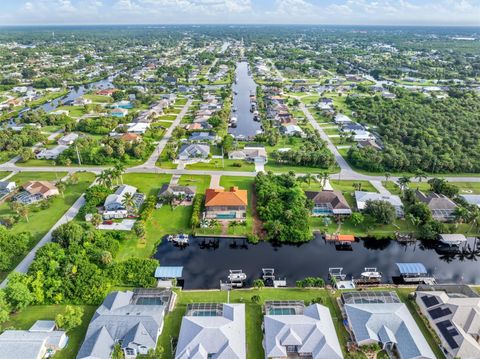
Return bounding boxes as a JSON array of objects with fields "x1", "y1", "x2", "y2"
[
  {"x1": 334, "y1": 113, "x2": 352, "y2": 124},
  {"x1": 36, "y1": 145, "x2": 69, "y2": 160},
  {"x1": 175, "y1": 303, "x2": 246, "y2": 359},
  {"x1": 58, "y1": 133, "x2": 79, "y2": 146},
  {"x1": 263, "y1": 302, "x2": 343, "y2": 359},
  {"x1": 103, "y1": 184, "x2": 143, "y2": 219},
  {"x1": 355, "y1": 191, "x2": 404, "y2": 217}
]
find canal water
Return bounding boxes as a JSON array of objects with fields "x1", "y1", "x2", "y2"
[
  {"x1": 229, "y1": 61, "x2": 261, "y2": 138},
  {"x1": 154, "y1": 235, "x2": 480, "y2": 289}
]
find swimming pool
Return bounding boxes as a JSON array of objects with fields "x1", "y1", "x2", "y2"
[{"x1": 269, "y1": 308, "x2": 296, "y2": 315}]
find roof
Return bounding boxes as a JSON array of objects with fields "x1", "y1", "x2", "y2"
[
  {"x1": 305, "y1": 190, "x2": 351, "y2": 211},
  {"x1": 77, "y1": 290, "x2": 170, "y2": 359},
  {"x1": 264, "y1": 303, "x2": 343, "y2": 359},
  {"x1": 460, "y1": 194, "x2": 480, "y2": 207},
  {"x1": 396, "y1": 263, "x2": 427, "y2": 275},
  {"x1": 155, "y1": 266, "x2": 183, "y2": 278},
  {"x1": 345, "y1": 302, "x2": 435, "y2": 359},
  {"x1": 439, "y1": 234, "x2": 467, "y2": 244},
  {"x1": 120, "y1": 133, "x2": 140, "y2": 142},
  {"x1": 337, "y1": 234, "x2": 355, "y2": 242},
  {"x1": 205, "y1": 187, "x2": 248, "y2": 207},
  {"x1": 175, "y1": 303, "x2": 246, "y2": 359},
  {"x1": 178, "y1": 143, "x2": 210, "y2": 158},
  {"x1": 158, "y1": 184, "x2": 197, "y2": 197},
  {"x1": 416, "y1": 285, "x2": 480, "y2": 358},
  {"x1": 416, "y1": 190, "x2": 457, "y2": 211},
  {"x1": 104, "y1": 184, "x2": 137, "y2": 209},
  {"x1": 22, "y1": 181, "x2": 58, "y2": 195},
  {"x1": 355, "y1": 191, "x2": 403, "y2": 208}
]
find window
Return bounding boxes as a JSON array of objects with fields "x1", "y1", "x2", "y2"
[{"x1": 286, "y1": 345, "x2": 297, "y2": 353}]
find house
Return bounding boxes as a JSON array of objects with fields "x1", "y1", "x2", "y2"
[
  {"x1": 36, "y1": 145, "x2": 69, "y2": 160},
  {"x1": 111, "y1": 108, "x2": 128, "y2": 117},
  {"x1": 77, "y1": 289, "x2": 174, "y2": 359},
  {"x1": 461, "y1": 194, "x2": 480, "y2": 208},
  {"x1": 103, "y1": 184, "x2": 144, "y2": 219},
  {"x1": 158, "y1": 184, "x2": 196, "y2": 203},
  {"x1": 14, "y1": 181, "x2": 59, "y2": 204},
  {"x1": 113, "y1": 100, "x2": 133, "y2": 109},
  {"x1": 96, "y1": 88, "x2": 117, "y2": 96},
  {"x1": 204, "y1": 187, "x2": 248, "y2": 220},
  {"x1": 228, "y1": 146, "x2": 268, "y2": 163},
  {"x1": 120, "y1": 133, "x2": 141, "y2": 143},
  {"x1": 73, "y1": 97, "x2": 92, "y2": 106},
  {"x1": 58, "y1": 133, "x2": 79, "y2": 146},
  {"x1": 343, "y1": 291, "x2": 435, "y2": 359},
  {"x1": 351, "y1": 130, "x2": 375, "y2": 142},
  {"x1": 282, "y1": 124, "x2": 305, "y2": 137},
  {"x1": 127, "y1": 123, "x2": 150, "y2": 134},
  {"x1": 175, "y1": 303, "x2": 246, "y2": 359},
  {"x1": 341, "y1": 122, "x2": 365, "y2": 132},
  {"x1": 185, "y1": 122, "x2": 212, "y2": 131},
  {"x1": 305, "y1": 189, "x2": 352, "y2": 216},
  {"x1": 0, "y1": 181, "x2": 16, "y2": 195},
  {"x1": 188, "y1": 131, "x2": 217, "y2": 142},
  {"x1": 177, "y1": 143, "x2": 210, "y2": 162},
  {"x1": 0, "y1": 320, "x2": 68, "y2": 359},
  {"x1": 334, "y1": 114, "x2": 352, "y2": 124},
  {"x1": 355, "y1": 191, "x2": 404, "y2": 217},
  {"x1": 357, "y1": 139, "x2": 383, "y2": 151},
  {"x1": 416, "y1": 284, "x2": 480, "y2": 359},
  {"x1": 415, "y1": 190, "x2": 457, "y2": 222},
  {"x1": 263, "y1": 301, "x2": 343, "y2": 359}
]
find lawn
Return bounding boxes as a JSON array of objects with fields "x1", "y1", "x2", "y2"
[
  {"x1": 158, "y1": 288, "x2": 348, "y2": 359},
  {"x1": 177, "y1": 174, "x2": 211, "y2": 194},
  {"x1": 185, "y1": 159, "x2": 255, "y2": 172},
  {"x1": 121, "y1": 173, "x2": 171, "y2": 197},
  {"x1": 1, "y1": 305, "x2": 96, "y2": 359},
  {"x1": 0, "y1": 172, "x2": 94, "y2": 281},
  {"x1": 0, "y1": 171, "x2": 11, "y2": 180},
  {"x1": 55, "y1": 105, "x2": 87, "y2": 118},
  {"x1": 330, "y1": 179, "x2": 377, "y2": 207},
  {"x1": 83, "y1": 94, "x2": 113, "y2": 103},
  {"x1": 264, "y1": 162, "x2": 338, "y2": 175},
  {"x1": 408, "y1": 181, "x2": 480, "y2": 195},
  {"x1": 9, "y1": 171, "x2": 68, "y2": 183}
]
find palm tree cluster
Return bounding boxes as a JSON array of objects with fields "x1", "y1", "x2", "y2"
[{"x1": 95, "y1": 162, "x2": 125, "y2": 189}]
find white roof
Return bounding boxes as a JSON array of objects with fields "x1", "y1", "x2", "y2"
[
  {"x1": 345, "y1": 302, "x2": 435, "y2": 359},
  {"x1": 461, "y1": 194, "x2": 480, "y2": 207},
  {"x1": 264, "y1": 304, "x2": 343, "y2": 359},
  {"x1": 104, "y1": 184, "x2": 137, "y2": 209},
  {"x1": 416, "y1": 288, "x2": 480, "y2": 359},
  {"x1": 334, "y1": 114, "x2": 352, "y2": 123},
  {"x1": 175, "y1": 303, "x2": 246, "y2": 359},
  {"x1": 355, "y1": 191, "x2": 403, "y2": 210}
]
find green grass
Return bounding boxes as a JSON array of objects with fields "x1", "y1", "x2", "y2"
[
  {"x1": 382, "y1": 181, "x2": 402, "y2": 195},
  {"x1": 264, "y1": 162, "x2": 337, "y2": 175},
  {"x1": 83, "y1": 94, "x2": 113, "y2": 103},
  {"x1": 158, "y1": 288, "x2": 347, "y2": 359},
  {"x1": 0, "y1": 172, "x2": 94, "y2": 281},
  {"x1": 0, "y1": 172, "x2": 11, "y2": 180},
  {"x1": 55, "y1": 105, "x2": 87, "y2": 118},
  {"x1": 9, "y1": 171, "x2": 68, "y2": 183},
  {"x1": 177, "y1": 175, "x2": 211, "y2": 194},
  {"x1": 121, "y1": 173, "x2": 171, "y2": 197},
  {"x1": 408, "y1": 181, "x2": 480, "y2": 195},
  {"x1": 28, "y1": 90, "x2": 69, "y2": 108},
  {"x1": 1, "y1": 305, "x2": 96, "y2": 359},
  {"x1": 185, "y1": 159, "x2": 255, "y2": 172}
]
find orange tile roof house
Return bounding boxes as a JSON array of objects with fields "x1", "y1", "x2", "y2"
[
  {"x1": 22, "y1": 181, "x2": 59, "y2": 198},
  {"x1": 204, "y1": 187, "x2": 248, "y2": 220}
]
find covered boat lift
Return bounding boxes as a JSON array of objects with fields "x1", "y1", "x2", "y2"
[{"x1": 395, "y1": 262, "x2": 435, "y2": 285}]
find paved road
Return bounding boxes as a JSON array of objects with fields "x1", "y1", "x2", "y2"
[
  {"x1": 141, "y1": 99, "x2": 193, "y2": 168},
  {"x1": 0, "y1": 193, "x2": 86, "y2": 288}
]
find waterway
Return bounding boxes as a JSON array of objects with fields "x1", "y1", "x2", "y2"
[
  {"x1": 154, "y1": 235, "x2": 480, "y2": 289},
  {"x1": 229, "y1": 61, "x2": 261, "y2": 138}
]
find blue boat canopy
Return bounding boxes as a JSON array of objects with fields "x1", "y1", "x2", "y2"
[
  {"x1": 155, "y1": 266, "x2": 184, "y2": 278},
  {"x1": 395, "y1": 263, "x2": 427, "y2": 275}
]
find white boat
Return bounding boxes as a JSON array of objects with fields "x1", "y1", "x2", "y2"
[
  {"x1": 361, "y1": 267, "x2": 382, "y2": 280},
  {"x1": 228, "y1": 270, "x2": 247, "y2": 282}
]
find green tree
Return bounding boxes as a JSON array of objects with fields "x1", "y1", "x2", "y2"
[
  {"x1": 350, "y1": 212, "x2": 365, "y2": 226},
  {"x1": 364, "y1": 200, "x2": 396, "y2": 225},
  {"x1": 5, "y1": 273, "x2": 33, "y2": 312},
  {"x1": 253, "y1": 279, "x2": 265, "y2": 289},
  {"x1": 55, "y1": 305, "x2": 84, "y2": 331},
  {"x1": 52, "y1": 222, "x2": 84, "y2": 248},
  {"x1": 0, "y1": 290, "x2": 10, "y2": 324}
]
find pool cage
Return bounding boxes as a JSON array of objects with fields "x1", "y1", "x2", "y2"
[
  {"x1": 341, "y1": 291, "x2": 401, "y2": 305},
  {"x1": 264, "y1": 300, "x2": 305, "y2": 315},
  {"x1": 186, "y1": 303, "x2": 224, "y2": 317}
]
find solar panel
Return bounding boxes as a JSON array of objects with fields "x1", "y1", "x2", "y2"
[
  {"x1": 436, "y1": 320, "x2": 459, "y2": 349},
  {"x1": 428, "y1": 307, "x2": 452, "y2": 320},
  {"x1": 420, "y1": 295, "x2": 440, "y2": 308}
]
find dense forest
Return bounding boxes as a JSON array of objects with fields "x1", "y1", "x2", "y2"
[{"x1": 347, "y1": 90, "x2": 480, "y2": 173}]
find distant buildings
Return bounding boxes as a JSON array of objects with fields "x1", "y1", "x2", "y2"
[
  {"x1": 204, "y1": 187, "x2": 248, "y2": 220},
  {"x1": 228, "y1": 146, "x2": 268, "y2": 164},
  {"x1": 343, "y1": 291, "x2": 435, "y2": 359},
  {"x1": 263, "y1": 301, "x2": 343, "y2": 359},
  {"x1": 0, "y1": 320, "x2": 68, "y2": 359},
  {"x1": 77, "y1": 289, "x2": 174, "y2": 359},
  {"x1": 175, "y1": 303, "x2": 246, "y2": 359},
  {"x1": 416, "y1": 285, "x2": 480, "y2": 359}
]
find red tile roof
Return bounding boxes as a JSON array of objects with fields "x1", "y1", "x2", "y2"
[{"x1": 205, "y1": 187, "x2": 248, "y2": 207}]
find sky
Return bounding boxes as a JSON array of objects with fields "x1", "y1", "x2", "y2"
[{"x1": 0, "y1": 0, "x2": 479, "y2": 26}]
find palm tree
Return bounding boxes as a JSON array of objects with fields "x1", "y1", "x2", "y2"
[
  {"x1": 384, "y1": 172, "x2": 391, "y2": 183},
  {"x1": 122, "y1": 193, "x2": 136, "y2": 213},
  {"x1": 453, "y1": 206, "x2": 470, "y2": 226},
  {"x1": 17, "y1": 204, "x2": 29, "y2": 223},
  {"x1": 397, "y1": 176, "x2": 411, "y2": 192},
  {"x1": 114, "y1": 162, "x2": 126, "y2": 184},
  {"x1": 414, "y1": 169, "x2": 427, "y2": 183},
  {"x1": 56, "y1": 181, "x2": 66, "y2": 198},
  {"x1": 96, "y1": 170, "x2": 113, "y2": 189}
]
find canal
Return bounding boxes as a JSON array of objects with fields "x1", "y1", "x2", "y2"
[
  {"x1": 229, "y1": 61, "x2": 261, "y2": 138},
  {"x1": 154, "y1": 235, "x2": 480, "y2": 289}
]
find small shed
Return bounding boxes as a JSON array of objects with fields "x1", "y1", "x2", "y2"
[{"x1": 155, "y1": 266, "x2": 183, "y2": 288}]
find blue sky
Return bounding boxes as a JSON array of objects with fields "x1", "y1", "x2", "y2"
[{"x1": 1, "y1": 0, "x2": 479, "y2": 26}]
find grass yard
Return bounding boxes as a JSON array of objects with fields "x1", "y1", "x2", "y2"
[
  {"x1": 264, "y1": 162, "x2": 338, "y2": 175},
  {"x1": 158, "y1": 288, "x2": 348, "y2": 359},
  {"x1": 186, "y1": 159, "x2": 255, "y2": 172},
  {"x1": 9, "y1": 171, "x2": 67, "y2": 183},
  {"x1": 83, "y1": 94, "x2": 113, "y2": 103},
  {"x1": 121, "y1": 173, "x2": 171, "y2": 198},
  {"x1": 177, "y1": 175, "x2": 211, "y2": 194},
  {"x1": 55, "y1": 105, "x2": 87, "y2": 118},
  {"x1": 382, "y1": 181, "x2": 402, "y2": 195},
  {"x1": 1, "y1": 305, "x2": 96, "y2": 359},
  {"x1": 0, "y1": 172, "x2": 94, "y2": 281},
  {"x1": 408, "y1": 181, "x2": 480, "y2": 195},
  {"x1": 0, "y1": 171, "x2": 11, "y2": 180}
]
